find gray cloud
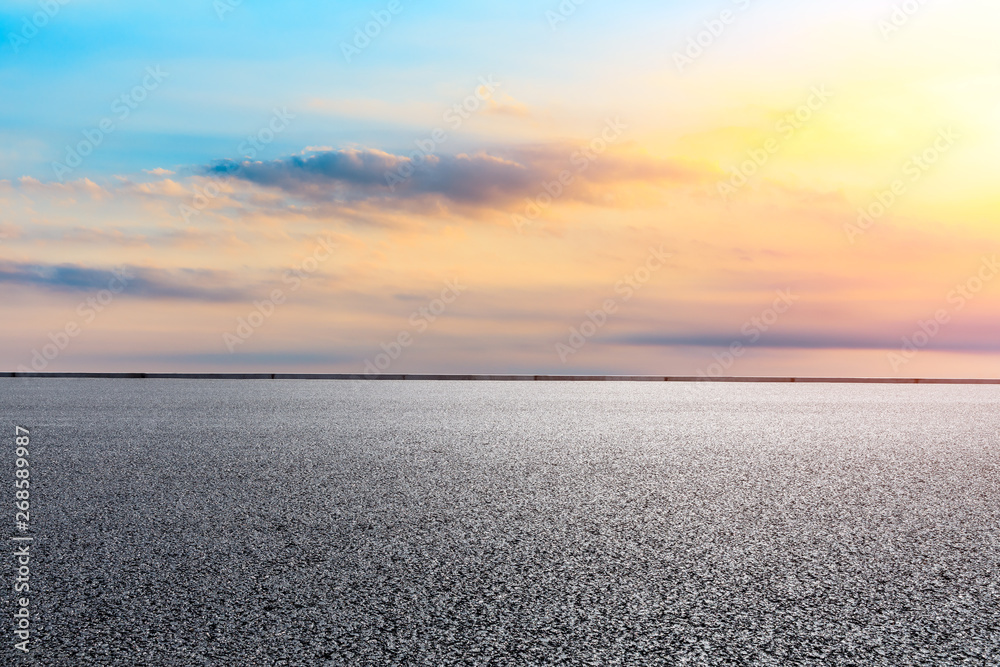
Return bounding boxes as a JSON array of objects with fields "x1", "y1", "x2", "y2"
[
  {"x1": 203, "y1": 146, "x2": 711, "y2": 208},
  {"x1": 609, "y1": 332, "x2": 1000, "y2": 353},
  {"x1": 0, "y1": 262, "x2": 252, "y2": 302}
]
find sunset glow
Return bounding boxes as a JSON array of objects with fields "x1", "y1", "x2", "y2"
[{"x1": 3, "y1": 0, "x2": 998, "y2": 376}]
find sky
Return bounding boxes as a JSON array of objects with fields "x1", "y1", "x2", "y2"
[{"x1": 2, "y1": 0, "x2": 999, "y2": 377}]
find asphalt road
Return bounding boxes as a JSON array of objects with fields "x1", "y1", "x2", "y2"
[{"x1": 2, "y1": 379, "x2": 998, "y2": 665}]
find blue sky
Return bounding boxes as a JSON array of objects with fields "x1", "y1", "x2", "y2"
[{"x1": 1, "y1": 0, "x2": 695, "y2": 180}]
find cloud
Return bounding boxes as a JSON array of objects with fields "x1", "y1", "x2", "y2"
[
  {"x1": 0, "y1": 261, "x2": 254, "y2": 302},
  {"x1": 204, "y1": 149, "x2": 534, "y2": 205},
  {"x1": 482, "y1": 93, "x2": 531, "y2": 118},
  {"x1": 609, "y1": 331, "x2": 1000, "y2": 353},
  {"x1": 202, "y1": 145, "x2": 714, "y2": 210},
  {"x1": 15, "y1": 176, "x2": 111, "y2": 201}
]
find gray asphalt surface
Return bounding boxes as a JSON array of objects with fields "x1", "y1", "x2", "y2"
[{"x1": 2, "y1": 379, "x2": 998, "y2": 665}]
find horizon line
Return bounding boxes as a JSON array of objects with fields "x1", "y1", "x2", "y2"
[{"x1": 3, "y1": 373, "x2": 1000, "y2": 384}]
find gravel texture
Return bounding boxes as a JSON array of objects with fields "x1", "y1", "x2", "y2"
[{"x1": 2, "y1": 379, "x2": 998, "y2": 665}]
